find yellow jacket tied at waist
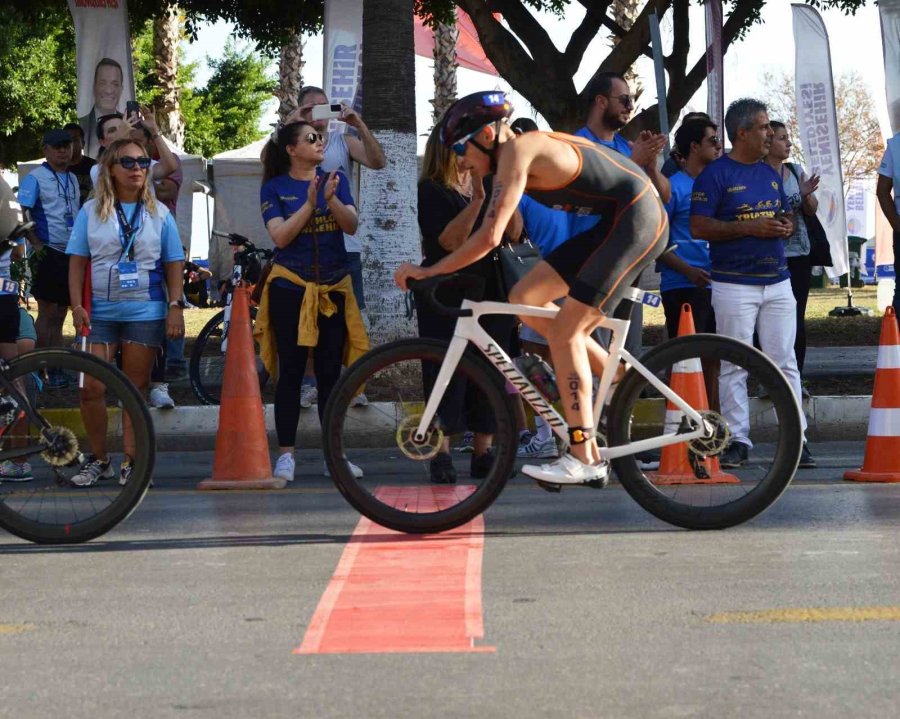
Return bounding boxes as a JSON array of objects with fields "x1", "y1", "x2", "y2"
[{"x1": 253, "y1": 263, "x2": 370, "y2": 381}]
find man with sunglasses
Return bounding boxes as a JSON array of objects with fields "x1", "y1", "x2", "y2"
[
  {"x1": 658, "y1": 118, "x2": 722, "y2": 340},
  {"x1": 18, "y1": 130, "x2": 81, "y2": 376}
]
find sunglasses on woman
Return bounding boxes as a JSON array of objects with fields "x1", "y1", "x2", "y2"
[
  {"x1": 116, "y1": 156, "x2": 152, "y2": 170},
  {"x1": 451, "y1": 128, "x2": 482, "y2": 157},
  {"x1": 303, "y1": 132, "x2": 325, "y2": 145}
]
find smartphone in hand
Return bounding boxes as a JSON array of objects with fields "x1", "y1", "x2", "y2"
[
  {"x1": 125, "y1": 100, "x2": 142, "y2": 121},
  {"x1": 311, "y1": 103, "x2": 343, "y2": 121}
]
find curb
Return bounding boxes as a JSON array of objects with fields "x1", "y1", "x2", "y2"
[{"x1": 143, "y1": 396, "x2": 873, "y2": 451}]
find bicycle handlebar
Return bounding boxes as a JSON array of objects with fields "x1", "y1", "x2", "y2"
[
  {"x1": 211, "y1": 229, "x2": 252, "y2": 247},
  {"x1": 407, "y1": 273, "x2": 485, "y2": 318}
]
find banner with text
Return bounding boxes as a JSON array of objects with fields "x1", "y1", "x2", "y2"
[
  {"x1": 880, "y1": 0, "x2": 900, "y2": 135},
  {"x1": 324, "y1": 0, "x2": 363, "y2": 135},
  {"x1": 704, "y1": 0, "x2": 724, "y2": 133},
  {"x1": 68, "y1": 0, "x2": 135, "y2": 159},
  {"x1": 792, "y1": 3, "x2": 849, "y2": 277}
]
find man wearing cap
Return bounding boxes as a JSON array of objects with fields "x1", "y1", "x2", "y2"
[{"x1": 17, "y1": 130, "x2": 81, "y2": 379}]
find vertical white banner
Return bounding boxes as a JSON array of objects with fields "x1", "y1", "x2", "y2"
[
  {"x1": 880, "y1": 0, "x2": 900, "y2": 135},
  {"x1": 324, "y1": 0, "x2": 364, "y2": 135},
  {"x1": 792, "y1": 4, "x2": 849, "y2": 278},
  {"x1": 68, "y1": 0, "x2": 135, "y2": 159},
  {"x1": 704, "y1": 0, "x2": 724, "y2": 133}
]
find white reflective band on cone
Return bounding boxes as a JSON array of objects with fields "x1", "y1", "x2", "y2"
[
  {"x1": 877, "y1": 344, "x2": 900, "y2": 369},
  {"x1": 867, "y1": 408, "x2": 900, "y2": 436},
  {"x1": 672, "y1": 358, "x2": 702, "y2": 374}
]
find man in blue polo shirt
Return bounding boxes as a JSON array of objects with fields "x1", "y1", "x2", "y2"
[
  {"x1": 690, "y1": 98, "x2": 813, "y2": 469},
  {"x1": 18, "y1": 129, "x2": 81, "y2": 381}
]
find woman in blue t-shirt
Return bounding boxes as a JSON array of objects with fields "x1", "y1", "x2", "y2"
[
  {"x1": 67, "y1": 139, "x2": 185, "y2": 487},
  {"x1": 256, "y1": 121, "x2": 363, "y2": 483}
]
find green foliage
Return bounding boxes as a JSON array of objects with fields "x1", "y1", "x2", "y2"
[
  {"x1": 0, "y1": 5, "x2": 77, "y2": 165},
  {"x1": 179, "y1": 41, "x2": 276, "y2": 157}
]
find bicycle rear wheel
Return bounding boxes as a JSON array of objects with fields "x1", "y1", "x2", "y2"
[
  {"x1": 189, "y1": 306, "x2": 270, "y2": 405},
  {"x1": 607, "y1": 334, "x2": 802, "y2": 530},
  {"x1": 322, "y1": 339, "x2": 518, "y2": 533},
  {"x1": 0, "y1": 349, "x2": 155, "y2": 544}
]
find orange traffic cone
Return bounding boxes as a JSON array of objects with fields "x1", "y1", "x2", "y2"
[
  {"x1": 199, "y1": 288, "x2": 285, "y2": 490},
  {"x1": 648, "y1": 304, "x2": 739, "y2": 485},
  {"x1": 844, "y1": 306, "x2": 900, "y2": 483}
]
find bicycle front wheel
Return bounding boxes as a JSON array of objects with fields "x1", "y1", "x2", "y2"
[
  {"x1": 607, "y1": 334, "x2": 802, "y2": 530},
  {"x1": 189, "y1": 306, "x2": 269, "y2": 405},
  {"x1": 322, "y1": 339, "x2": 518, "y2": 534},
  {"x1": 0, "y1": 349, "x2": 155, "y2": 544}
]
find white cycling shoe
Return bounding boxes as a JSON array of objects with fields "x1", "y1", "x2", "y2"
[{"x1": 522, "y1": 453, "x2": 609, "y2": 486}]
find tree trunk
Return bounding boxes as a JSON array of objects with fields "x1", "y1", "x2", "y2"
[
  {"x1": 152, "y1": 4, "x2": 184, "y2": 147},
  {"x1": 276, "y1": 30, "x2": 305, "y2": 122},
  {"x1": 611, "y1": 0, "x2": 644, "y2": 100},
  {"x1": 359, "y1": 0, "x2": 419, "y2": 344},
  {"x1": 431, "y1": 21, "x2": 459, "y2": 125}
]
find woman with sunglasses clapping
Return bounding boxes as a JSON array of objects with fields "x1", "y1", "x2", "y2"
[
  {"x1": 254, "y1": 122, "x2": 369, "y2": 483},
  {"x1": 66, "y1": 139, "x2": 185, "y2": 487}
]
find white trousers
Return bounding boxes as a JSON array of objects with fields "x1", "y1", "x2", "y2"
[{"x1": 711, "y1": 279, "x2": 806, "y2": 447}]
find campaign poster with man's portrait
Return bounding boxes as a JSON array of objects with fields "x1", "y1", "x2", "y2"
[{"x1": 68, "y1": 0, "x2": 136, "y2": 159}]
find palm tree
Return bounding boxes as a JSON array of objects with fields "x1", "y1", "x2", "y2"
[
  {"x1": 152, "y1": 4, "x2": 184, "y2": 147},
  {"x1": 610, "y1": 0, "x2": 643, "y2": 101},
  {"x1": 276, "y1": 30, "x2": 305, "y2": 122},
  {"x1": 431, "y1": 20, "x2": 458, "y2": 125},
  {"x1": 359, "y1": 0, "x2": 419, "y2": 343}
]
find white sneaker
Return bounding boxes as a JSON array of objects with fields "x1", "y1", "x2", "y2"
[
  {"x1": 71, "y1": 455, "x2": 115, "y2": 487},
  {"x1": 522, "y1": 453, "x2": 609, "y2": 486},
  {"x1": 350, "y1": 392, "x2": 368, "y2": 407},
  {"x1": 300, "y1": 384, "x2": 317, "y2": 409},
  {"x1": 323, "y1": 459, "x2": 363, "y2": 479},
  {"x1": 517, "y1": 435, "x2": 558, "y2": 459},
  {"x1": 274, "y1": 453, "x2": 295, "y2": 482},
  {"x1": 149, "y1": 383, "x2": 175, "y2": 409}
]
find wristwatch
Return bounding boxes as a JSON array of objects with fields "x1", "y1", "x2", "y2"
[{"x1": 168, "y1": 299, "x2": 187, "y2": 309}]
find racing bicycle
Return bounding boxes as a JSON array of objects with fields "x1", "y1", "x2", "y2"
[{"x1": 322, "y1": 273, "x2": 803, "y2": 534}]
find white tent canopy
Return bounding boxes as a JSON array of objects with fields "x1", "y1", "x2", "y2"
[{"x1": 207, "y1": 138, "x2": 273, "y2": 284}]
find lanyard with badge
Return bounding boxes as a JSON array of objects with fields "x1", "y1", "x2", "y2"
[
  {"x1": 114, "y1": 201, "x2": 142, "y2": 289},
  {"x1": 45, "y1": 162, "x2": 76, "y2": 230}
]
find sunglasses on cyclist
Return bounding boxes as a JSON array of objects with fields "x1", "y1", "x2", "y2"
[
  {"x1": 303, "y1": 132, "x2": 325, "y2": 145},
  {"x1": 451, "y1": 128, "x2": 484, "y2": 157},
  {"x1": 116, "y1": 156, "x2": 151, "y2": 170}
]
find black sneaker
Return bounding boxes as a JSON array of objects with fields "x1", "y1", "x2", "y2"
[
  {"x1": 798, "y1": 443, "x2": 816, "y2": 469},
  {"x1": 430, "y1": 452, "x2": 457, "y2": 484},
  {"x1": 719, "y1": 441, "x2": 750, "y2": 468},
  {"x1": 470, "y1": 449, "x2": 517, "y2": 480}
]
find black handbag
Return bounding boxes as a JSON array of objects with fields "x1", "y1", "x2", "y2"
[
  {"x1": 493, "y1": 236, "x2": 541, "y2": 298},
  {"x1": 785, "y1": 163, "x2": 833, "y2": 267}
]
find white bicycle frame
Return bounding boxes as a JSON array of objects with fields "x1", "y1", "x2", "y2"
[{"x1": 414, "y1": 287, "x2": 707, "y2": 461}]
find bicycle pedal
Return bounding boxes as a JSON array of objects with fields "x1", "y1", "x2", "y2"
[
  {"x1": 533, "y1": 479, "x2": 562, "y2": 493},
  {"x1": 583, "y1": 477, "x2": 609, "y2": 490}
]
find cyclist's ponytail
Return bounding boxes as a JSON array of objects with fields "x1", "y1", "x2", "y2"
[{"x1": 261, "y1": 121, "x2": 313, "y2": 184}]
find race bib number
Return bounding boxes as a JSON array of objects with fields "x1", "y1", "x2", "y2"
[
  {"x1": 117, "y1": 261, "x2": 139, "y2": 289},
  {"x1": 641, "y1": 291, "x2": 662, "y2": 308},
  {"x1": 0, "y1": 279, "x2": 19, "y2": 295}
]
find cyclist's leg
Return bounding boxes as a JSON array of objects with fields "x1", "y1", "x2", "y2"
[{"x1": 509, "y1": 261, "x2": 618, "y2": 380}]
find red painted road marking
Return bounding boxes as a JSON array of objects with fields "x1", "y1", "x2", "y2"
[{"x1": 295, "y1": 485, "x2": 495, "y2": 654}]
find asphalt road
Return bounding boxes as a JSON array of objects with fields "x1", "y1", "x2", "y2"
[{"x1": 2, "y1": 442, "x2": 899, "y2": 719}]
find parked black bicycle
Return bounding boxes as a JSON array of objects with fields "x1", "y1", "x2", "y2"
[{"x1": 189, "y1": 230, "x2": 273, "y2": 405}]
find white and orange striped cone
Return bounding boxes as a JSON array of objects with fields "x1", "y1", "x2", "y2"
[
  {"x1": 844, "y1": 306, "x2": 900, "y2": 483},
  {"x1": 648, "y1": 304, "x2": 739, "y2": 485}
]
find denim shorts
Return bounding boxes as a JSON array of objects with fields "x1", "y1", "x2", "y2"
[{"x1": 89, "y1": 318, "x2": 165, "y2": 347}]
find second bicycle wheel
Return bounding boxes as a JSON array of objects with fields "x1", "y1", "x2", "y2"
[
  {"x1": 189, "y1": 306, "x2": 271, "y2": 405},
  {"x1": 0, "y1": 349, "x2": 155, "y2": 544},
  {"x1": 607, "y1": 334, "x2": 802, "y2": 530},
  {"x1": 322, "y1": 338, "x2": 518, "y2": 534}
]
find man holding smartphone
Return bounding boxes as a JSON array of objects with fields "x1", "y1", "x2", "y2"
[{"x1": 690, "y1": 98, "x2": 813, "y2": 469}]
